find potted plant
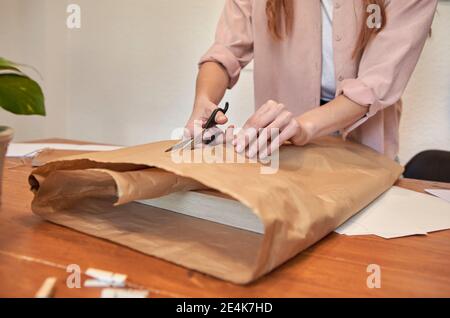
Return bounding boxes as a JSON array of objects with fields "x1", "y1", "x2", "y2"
[{"x1": 0, "y1": 57, "x2": 45, "y2": 202}]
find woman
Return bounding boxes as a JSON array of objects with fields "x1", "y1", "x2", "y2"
[{"x1": 185, "y1": 0, "x2": 437, "y2": 160}]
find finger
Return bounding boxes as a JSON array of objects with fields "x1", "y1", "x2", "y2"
[
  {"x1": 209, "y1": 131, "x2": 226, "y2": 146},
  {"x1": 267, "y1": 120, "x2": 300, "y2": 155},
  {"x1": 212, "y1": 124, "x2": 235, "y2": 146},
  {"x1": 234, "y1": 105, "x2": 284, "y2": 153},
  {"x1": 193, "y1": 119, "x2": 206, "y2": 137},
  {"x1": 243, "y1": 102, "x2": 285, "y2": 130},
  {"x1": 183, "y1": 120, "x2": 206, "y2": 144},
  {"x1": 250, "y1": 127, "x2": 280, "y2": 159},
  {"x1": 202, "y1": 126, "x2": 221, "y2": 139},
  {"x1": 215, "y1": 112, "x2": 228, "y2": 125},
  {"x1": 200, "y1": 101, "x2": 226, "y2": 124},
  {"x1": 202, "y1": 126, "x2": 222, "y2": 144},
  {"x1": 258, "y1": 100, "x2": 279, "y2": 115},
  {"x1": 246, "y1": 132, "x2": 259, "y2": 158},
  {"x1": 266, "y1": 110, "x2": 292, "y2": 131},
  {"x1": 257, "y1": 129, "x2": 273, "y2": 160},
  {"x1": 225, "y1": 125, "x2": 235, "y2": 145},
  {"x1": 235, "y1": 127, "x2": 258, "y2": 154},
  {"x1": 182, "y1": 126, "x2": 193, "y2": 140},
  {"x1": 184, "y1": 119, "x2": 204, "y2": 139},
  {"x1": 251, "y1": 111, "x2": 292, "y2": 158}
]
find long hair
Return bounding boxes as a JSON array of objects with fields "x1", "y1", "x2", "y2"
[{"x1": 265, "y1": 0, "x2": 387, "y2": 58}]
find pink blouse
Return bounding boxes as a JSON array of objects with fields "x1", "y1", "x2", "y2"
[{"x1": 199, "y1": 0, "x2": 438, "y2": 159}]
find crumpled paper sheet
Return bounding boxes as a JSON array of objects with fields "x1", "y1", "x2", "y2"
[{"x1": 29, "y1": 136, "x2": 403, "y2": 284}]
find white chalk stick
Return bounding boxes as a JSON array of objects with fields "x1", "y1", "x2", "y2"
[
  {"x1": 85, "y1": 268, "x2": 127, "y2": 286},
  {"x1": 35, "y1": 277, "x2": 57, "y2": 298}
]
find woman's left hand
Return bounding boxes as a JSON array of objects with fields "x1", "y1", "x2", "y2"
[{"x1": 233, "y1": 100, "x2": 312, "y2": 158}]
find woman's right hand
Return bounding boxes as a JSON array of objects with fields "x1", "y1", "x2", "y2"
[{"x1": 185, "y1": 97, "x2": 229, "y2": 138}]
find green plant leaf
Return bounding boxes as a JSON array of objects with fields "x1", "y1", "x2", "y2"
[
  {"x1": 0, "y1": 74, "x2": 45, "y2": 116},
  {"x1": 0, "y1": 57, "x2": 21, "y2": 72}
]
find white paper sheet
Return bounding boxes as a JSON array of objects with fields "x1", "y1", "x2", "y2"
[
  {"x1": 335, "y1": 186, "x2": 450, "y2": 239},
  {"x1": 425, "y1": 189, "x2": 450, "y2": 204},
  {"x1": 138, "y1": 191, "x2": 264, "y2": 234},
  {"x1": 6, "y1": 143, "x2": 123, "y2": 157}
]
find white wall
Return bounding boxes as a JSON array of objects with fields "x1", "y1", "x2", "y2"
[
  {"x1": 0, "y1": 0, "x2": 448, "y2": 164},
  {"x1": 65, "y1": 0, "x2": 254, "y2": 145},
  {"x1": 0, "y1": 0, "x2": 68, "y2": 141},
  {"x1": 399, "y1": 1, "x2": 450, "y2": 163}
]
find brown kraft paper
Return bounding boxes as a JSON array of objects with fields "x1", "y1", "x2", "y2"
[{"x1": 29, "y1": 136, "x2": 403, "y2": 284}]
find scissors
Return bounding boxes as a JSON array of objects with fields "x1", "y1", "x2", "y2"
[{"x1": 165, "y1": 102, "x2": 230, "y2": 153}]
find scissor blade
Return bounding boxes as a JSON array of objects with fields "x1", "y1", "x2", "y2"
[
  {"x1": 165, "y1": 139, "x2": 193, "y2": 153},
  {"x1": 190, "y1": 133, "x2": 206, "y2": 149}
]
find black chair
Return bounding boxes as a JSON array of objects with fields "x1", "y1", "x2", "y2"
[{"x1": 404, "y1": 150, "x2": 450, "y2": 183}]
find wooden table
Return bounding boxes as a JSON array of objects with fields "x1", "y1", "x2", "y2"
[{"x1": 1, "y1": 139, "x2": 450, "y2": 298}]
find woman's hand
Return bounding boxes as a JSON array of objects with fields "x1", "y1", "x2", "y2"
[
  {"x1": 233, "y1": 100, "x2": 312, "y2": 158},
  {"x1": 185, "y1": 97, "x2": 228, "y2": 138}
]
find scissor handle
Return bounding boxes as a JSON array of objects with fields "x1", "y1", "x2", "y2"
[{"x1": 204, "y1": 102, "x2": 229, "y2": 130}]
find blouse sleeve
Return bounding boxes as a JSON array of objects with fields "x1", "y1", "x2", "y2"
[
  {"x1": 338, "y1": 0, "x2": 438, "y2": 136},
  {"x1": 199, "y1": 0, "x2": 254, "y2": 89}
]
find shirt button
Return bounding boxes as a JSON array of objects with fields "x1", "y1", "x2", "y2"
[
  {"x1": 335, "y1": 35, "x2": 342, "y2": 42},
  {"x1": 335, "y1": 3, "x2": 341, "y2": 9},
  {"x1": 338, "y1": 75, "x2": 345, "y2": 82}
]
